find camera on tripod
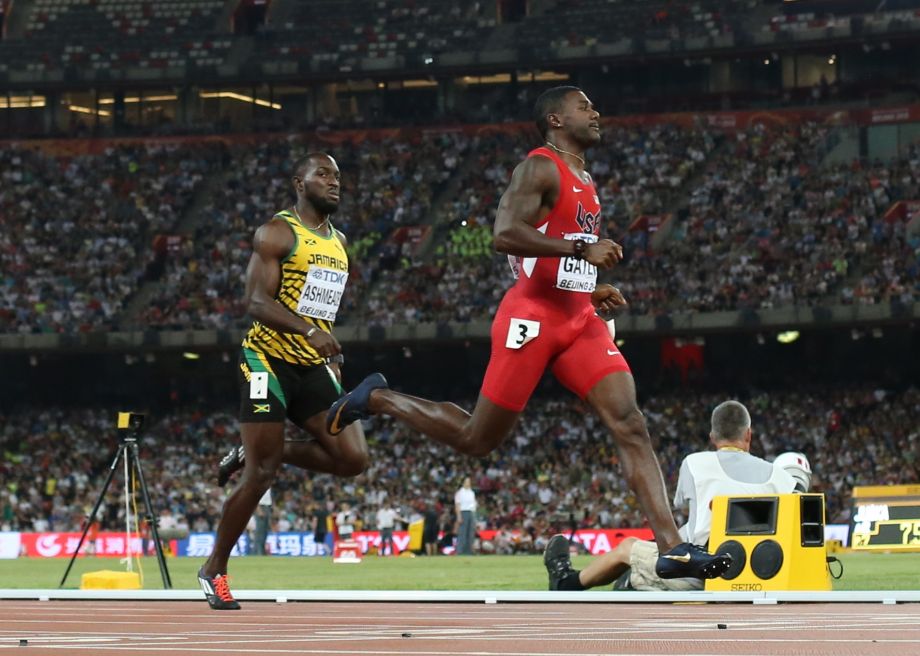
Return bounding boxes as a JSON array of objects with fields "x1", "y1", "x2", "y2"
[
  {"x1": 117, "y1": 411, "x2": 146, "y2": 433},
  {"x1": 59, "y1": 410, "x2": 172, "y2": 589}
]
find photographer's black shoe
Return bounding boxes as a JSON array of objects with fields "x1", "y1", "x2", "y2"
[
  {"x1": 655, "y1": 542, "x2": 732, "y2": 580},
  {"x1": 544, "y1": 534, "x2": 578, "y2": 591},
  {"x1": 217, "y1": 445, "x2": 244, "y2": 488}
]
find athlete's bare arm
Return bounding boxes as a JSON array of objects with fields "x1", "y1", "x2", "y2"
[
  {"x1": 244, "y1": 219, "x2": 341, "y2": 358},
  {"x1": 493, "y1": 156, "x2": 623, "y2": 268}
]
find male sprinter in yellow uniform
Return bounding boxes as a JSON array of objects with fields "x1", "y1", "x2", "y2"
[{"x1": 198, "y1": 152, "x2": 369, "y2": 610}]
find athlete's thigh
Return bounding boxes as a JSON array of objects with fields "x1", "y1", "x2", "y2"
[
  {"x1": 481, "y1": 303, "x2": 557, "y2": 412},
  {"x1": 286, "y1": 362, "x2": 343, "y2": 427},
  {"x1": 292, "y1": 363, "x2": 368, "y2": 463},
  {"x1": 238, "y1": 348, "x2": 288, "y2": 468},
  {"x1": 551, "y1": 315, "x2": 631, "y2": 400},
  {"x1": 584, "y1": 369, "x2": 640, "y2": 424},
  {"x1": 464, "y1": 392, "x2": 522, "y2": 452},
  {"x1": 240, "y1": 421, "x2": 285, "y2": 471},
  {"x1": 301, "y1": 411, "x2": 369, "y2": 464},
  {"x1": 238, "y1": 348, "x2": 290, "y2": 424}
]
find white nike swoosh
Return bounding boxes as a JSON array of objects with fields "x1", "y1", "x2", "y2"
[
  {"x1": 607, "y1": 350, "x2": 620, "y2": 356},
  {"x1": 662, "y1": 553, "x2": 692, "y2": 563},
  {"x1": 572, "y1": 186, "x2": 583, "y2": 193}
]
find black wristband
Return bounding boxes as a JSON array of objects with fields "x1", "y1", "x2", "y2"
[{"x1": 572, "y1": 239, "x2": 587, "y2": 261}]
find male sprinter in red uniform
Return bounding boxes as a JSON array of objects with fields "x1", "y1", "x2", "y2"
[{"x1": 327, "y1": 87, "x2": 731, "y2": 580}]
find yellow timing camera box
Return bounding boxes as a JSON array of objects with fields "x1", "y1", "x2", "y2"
[{"x1": 705, "y1": 493, "x2": 831, "y2": 591}]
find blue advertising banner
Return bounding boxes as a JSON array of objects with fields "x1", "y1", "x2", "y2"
[{"x1": 176, "y1": 532, "x2": 333, "y2": 557}]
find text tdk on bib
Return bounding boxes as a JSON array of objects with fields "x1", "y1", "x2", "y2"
[{"x1": 297, "y1": 266, "x2": 348, "y2": 322}]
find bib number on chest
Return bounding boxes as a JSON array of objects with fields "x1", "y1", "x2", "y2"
[
  {"x1": 505, "y1": 317, "x2": 540, "y2": 350},
  {"x1": 557, "y1": 233, "x2": 598, "y2": 293},
  {"x1": 297, "y1": 266, "x2": 348, "y2": 322}
]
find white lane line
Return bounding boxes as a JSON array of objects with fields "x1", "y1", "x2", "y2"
[
  {"x1": 0, "y1": 650, "x2": 843, "y2": 655},
  {"x1": 3, "y1": 621, "x2": 917, "y2": 642},
  {"x1": 3, "y1": 634, "x2": 913, "y2": 649}
]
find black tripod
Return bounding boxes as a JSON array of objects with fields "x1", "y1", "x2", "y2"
[{"x1": 60, "y1": 414, "x2": 172, "y2": 589}]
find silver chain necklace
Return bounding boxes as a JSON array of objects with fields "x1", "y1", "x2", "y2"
[
  {"x1": 545, "y1": 140, "x2": 586, "y2": 167},
  {"x1": 292, "y1": 205, "x2": 330, "y2": 234}
]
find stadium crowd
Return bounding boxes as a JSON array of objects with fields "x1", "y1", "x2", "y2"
[
  {"x1": 3, "y1": 386, "x2": 917, "y2": 552},
  {"x1": 0, "y1": 143, "x2": 215, "y2": 333},
  {"x1": 2, "y1": 120, "x2": 918, "y2": 334},
  {"x1": 637, "y1": 124, "x2": 920, "y2": 313},
  {"x1": 3, "y1": 121, "x2": 919, "y2": 332}
]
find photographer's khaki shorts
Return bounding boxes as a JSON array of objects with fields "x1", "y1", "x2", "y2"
[{"x1": 628, "y1": 539, "x2": 704, "y2": 592}]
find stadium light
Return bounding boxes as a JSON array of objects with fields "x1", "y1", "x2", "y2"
[
  {"x1": 403, "y1": 79, "x2": 438, "y2": 88},
  {"x1": 199, "y1": 91, "x2": 281, "y2": 110},
  {"x1": 532, "y1": 71, "x2": 569, "y2": 81},
  {"x1": 182, "y1": 352, "x2": 201, "y2": 360},
  {"x1": 0, "y1": 96, "x2": 46, "y2": 109},
  {"x1": 776, "y1": 331, "x2": 800, "y2": 344},
  {"x1": 68, "y1": 104, "x2": 111, "y2": 117},
  {"x1": 98, "y1": 95, "x2": 178, "y2": 105}
]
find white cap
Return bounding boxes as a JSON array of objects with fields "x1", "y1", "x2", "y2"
[{"x1": 774, "y1": 451, "x2": 812, "y2": 492}]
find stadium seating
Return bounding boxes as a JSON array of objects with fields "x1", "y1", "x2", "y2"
[
  {"x1": 4, "y1": 0, "x2": 920, "y2": 79},
  {"x1": 3, "y1": 0, "x2": 230, "y2": 74},
  {"x1": 253, "y1": 0, "x2": 493, "y2": 72}
]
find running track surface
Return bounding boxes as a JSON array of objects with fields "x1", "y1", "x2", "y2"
[{"x1": 1, "y1": 600, "x2": 917, "y2": 655}]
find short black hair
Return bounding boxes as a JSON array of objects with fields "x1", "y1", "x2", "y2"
[
  {"x1": 533, "y1": 85, "x2": 582, "y2": 139},
  {"x1": 292, "y1": 152, "x2": 334, "y2": 177}
]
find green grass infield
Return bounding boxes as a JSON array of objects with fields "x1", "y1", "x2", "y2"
[{"x1": 1, "y1": 552, "x2": 918, "y2": 591}]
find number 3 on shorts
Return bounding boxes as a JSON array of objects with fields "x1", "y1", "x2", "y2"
[{"x1": 505, "y1": 317, "x2": 540, "y2": 350}]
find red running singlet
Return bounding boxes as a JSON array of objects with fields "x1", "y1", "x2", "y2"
[{"x1": 481, "y1": 146, "x2": 631, "y2": 412}]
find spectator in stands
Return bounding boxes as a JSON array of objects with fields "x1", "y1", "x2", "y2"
[
  {"x1": 423, "y1": 502, "x2": 441, "y2": 556},
  {"x1": 335, "y1": 502, "x2": 356, "y2": 542},
  {"x1": 312, "y1": 502, "x2": 330, "y2": 552},
  {"x1": 375, "y1": 503, "x2": 405, "y2": 556},
  {"x1": 455, "y1": 476, "x2": 477, "y2": 555}
]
